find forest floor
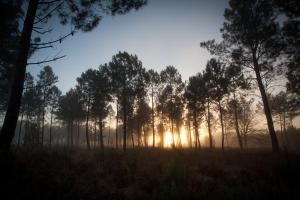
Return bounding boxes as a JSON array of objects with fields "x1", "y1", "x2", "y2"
[{"x1": 1, "y1": 148, "x2": 300, "y2": 200}]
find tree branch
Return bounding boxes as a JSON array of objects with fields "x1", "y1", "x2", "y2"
[
  {"x1": 33, "y1": 27, "x2": 53, "y2": 34},
  {"x1": 38, "y1": 0, "x2": 63, "y2": 4},
  {"x1": 34, "y1": 2, "x2": 64, "y2": 24},
  {"x1": 30, "y1": 31, "x2": 75, "y2": 46},
  {"x1": 27, "y1": 55, "x2": 66, "y2": 65}
]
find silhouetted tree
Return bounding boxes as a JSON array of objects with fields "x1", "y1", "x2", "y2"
[
  {"x1": 37, "y1": 65, "x2": 58, "y2": 145},
  {"x1": 202, "y1": 0, "x2": 281, "y2": 152},
  {"x1": 108, "y1": 51, "x2": 147, "y2": 151},
  {"x1": 147, "y1": 69, "x2": 161, "y2": 148},
  {"x1": 0, "y1": 0, "x2": 147, "y2": 153},
  {"x1": 203, "y1": 58, "x2": 229, "y2": 151},
  {"x1": 225, "y1": 64, "x2": 250, "y2": 150},
  {"x1": 0, "y1": 0, "x2": 22, "y2": 114},
  {"x1": 185, "y1": 74, "x2": 207, "y2": 148},
  {"x1": 48, "y1": 86, "x2": 61, "y2": 147},
  {"x1": 158, "y1": 66, "x2": 184, "y2": 148}
]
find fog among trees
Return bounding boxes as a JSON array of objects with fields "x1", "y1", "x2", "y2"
[{"x1": 1, "y1": 0, "x2": 300, "y2": 199}]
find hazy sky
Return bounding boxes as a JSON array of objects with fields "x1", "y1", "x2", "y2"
[{"x1": 28, "y1": 0, "x2": 229, "y2": 94}]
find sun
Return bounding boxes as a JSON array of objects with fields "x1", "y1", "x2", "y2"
[{"x1": 164, "y1": 131, "x2": 173, "y2": 148}]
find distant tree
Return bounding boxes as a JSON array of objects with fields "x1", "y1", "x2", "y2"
[
  {"x1": 17, "y1": 72, "x2": 35, "y2": 147},
  {"x1": 0, "y1": 0, "x2": 147, "y2": 153},
  {"x1": 22, "y1": 75, "x2": 43, "y2": 146},
  {"x1": 106, "y1": 105, "x2": 115, "y2": 146},
  {"x1": 56, "y1": 88, "x2": 83, "y2": 147},
  {"x1": 90, "y1": 65, "x2": 112, "y2": 149},
  {"x1": 36, "y1": 65, "x2": 58, "y2": 145},
  {"x1": 48, "y1": 86, "x2": 61, "y2": 147},
  {"x1": 108, "y1": 51, "x2": 147, "y2": 151},
  {"x1": 184, "y1": 74, "x2": 207, "y2": 148},
  {"x1": 147, "y1": 69, "x2": 161, "y2": 148},
  {"x1": 203, "y1": 58, "x2": 229, "y2": 151},
  {"x1": 158, "y1": 66, "x2": 184, "y2": 148},
  {"x1": 133, "y1": 98, "x2": 151, "y2": 147},
  {"x1": 202, "y1": 0, "x2": 282, "y2": 152},
  {"x1": 225, "y1": 64, "x2": 250, "y2": 150},
  {"x1": 77, "y1": 69, "x2": 98, "y2": 150}
]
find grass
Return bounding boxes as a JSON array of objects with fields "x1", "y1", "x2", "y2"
[{"x1": 1, "y1": 147, "x2": 300, "y2": 200}]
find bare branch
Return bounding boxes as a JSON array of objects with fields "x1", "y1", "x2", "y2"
[
  {"x1": 33, "y1": 28, "x2": 53, "y2": 35},
  {"x1": 38, "y1": 0, "x2": 63, "y2": 4},
  {"x1": 27, "y1": 55, "x2": 66, "y2": 65},
  {"x1": 31, "y1": 31, "x2": 75, "y2": 46},
  {"x1": 34, "y1": 2, "x2": 64, "y2": 24},
  {"x1": 31, "y1": 45, "x2": 53, "y2": 50},
  {"x1": 23, "y1": 80, "x2": 59, "y2": 90}
]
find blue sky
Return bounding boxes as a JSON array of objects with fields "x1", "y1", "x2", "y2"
[{"x1": 28, "y1": 0, "x2": 229, "y2": 94}]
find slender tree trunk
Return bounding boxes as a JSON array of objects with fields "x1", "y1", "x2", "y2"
[
  {"x1": 171, "y1": 98, "x2": 175, "y2": 148},
  {"x1": 85, "y1": 96, "x2": 91, "y2": 150},
  {"x1": 17, "y1": 109, "x2": 24, "y2": 147},
  {"x1": 177, "y1": 126, "x2": 182, "y2": 148},
  {"x1": 77, "y1": 122, "x2": 80, "y2": 147},
  {"x1": 143, "y1": 126, "x2": 147, "y2": 147},
  {"x1": 233, "y1": 92, "x2": 243, "y2": 150},
  {"x1": 49, "y1": 107, "x2": 53, "y2": 147},
  {"x1": 67, "y1": 121, "x2": 70, "y2": 147},
  {"x1": 116, "y1": 101, "x2": 119, "y2": 149},
  {"x1": 131, "y1": 129, "x2": 135, "y2": 148},
  {"x1": 152, "y1": 86, "x2": 155, "y2": 148},
  {"x1": 0, "y1": 0, "x2": 39, "y2": 153},
  {"x1": 71, "y1": 120, "x2": 74, "y2": 148},
  {"x1": 207, "y1": 101, "x2": 213, "y2": 148},
  {"x1": 137, "y1": 121, "x2": 141, "y2": 147},
  {"x1": 99, "y1": 119, "x2": 104, "y2": 149},
  {"x1": 219, "y1": 100, "x2": 225, "y2": 152},
  {"x1": 283, "y1": 111, "x2": 289, "y2": 148},
  {"x1": 188, "y1": 114, "x2": 192, "y2": 148},
  {"x1": 94, "y1": 120, "x2": 97, "y2": 149},
  {"x1": 253, "y1": 54, "x2": 279, "y2": 152},
  {"x1": 41, "y1": 85, "x2": 46, "y2": 146},
  {"x1": 193, "y1": 110, "x2": 201, "y2": 149},
  {"x1": 107, "y1": 116, "x2": 111, "y2": 146},
  {"x1": 123, "y1": 96, "x2": 127, "y2": 151}
]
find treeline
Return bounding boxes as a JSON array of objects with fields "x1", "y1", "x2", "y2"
[
  {"x1": 1, "y1": 0, "x2": 300, "y2": 152},
  {"x1": 12, "y1": 50, "x2": 299, "y2": 151}
]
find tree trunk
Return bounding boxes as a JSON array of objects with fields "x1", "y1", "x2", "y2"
[
  {"x1": 219, "y1": 100, "x2": 225, "y2": 152},
  {"x1": 207, "y1": 101, "x2": 213, "y2": 148},
  {"x1": 41, "y1": 85, "x2": 46, "y2": 146},
  {"x1": 108, "y1": 116, "x2": 111, "y2": 146},
  {"x1": 77, "y1": 122, "x2": 80, "y2": 147},
  {"x1": 143, "y1": 126, "x2": 147, "y2": 147},
  {"x1": 71, "y1": 120, "x2": 74, "y2": 148},
  {"x1": 85, "y1": 96, "x2": 91, "y2": 150},
  {"x1": 253, "y1": 54, "x2": 279, "y2": 152},
  {"x1": 123, "y1": 96, "x2": 127, "y2": 151},
  {"x1": 188, "y1": 114, "x2": 192, "y2": 148},
  {"x1": 283, "y1": 111, "x2": 289, "y2": 148},
  {"x1": 99, "y1": 120, "x2": 104, "y2": 149},
  {"x1": 131, "y1": 129, "x2": 135, "y2": 148},
  {"x1": 116, "y1": 101, "x2": 119, "y2": 149},
  {"x1": 193, "y1": 110, "x2": 201, "y2": 149},
  {"x1": 0, "y1": 0, "x2": 39, "y2": 153},
  {"x1": 152, "y1": 86, "x2": 155, "y2": 148},
  {"x1": 94, "y1": 120, "x2": 97, "y2": 149},
  {"x1": 17, "y1": 109, "x2": 24, "y2": 147},
  {"x1": 49, "y1": 107, "x2": 53, "y2": 147},
  {"x1": 233, "y1": 92, "x2": 243, "y2": 150}
]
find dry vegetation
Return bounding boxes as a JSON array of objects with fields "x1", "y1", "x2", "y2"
[{"x1": 1, "y1": 148, "x2": 300, "y2": 200}]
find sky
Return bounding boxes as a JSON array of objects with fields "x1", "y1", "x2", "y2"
[{"x1": 28, "y1": 0, "x2": 229, "y2": 94}]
